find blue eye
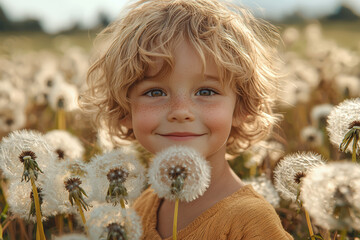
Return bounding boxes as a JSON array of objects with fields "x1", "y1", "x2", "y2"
[
  {"x1": 144, "y1": 89, "x2": 166, "y2": 97},
  {"x1": 196, "y1": 89, "x2": 217, "y2": 96}
]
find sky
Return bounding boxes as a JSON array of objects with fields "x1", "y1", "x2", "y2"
[{"x1": 0, "y1": 0, "x2": 359, "y2": 33}]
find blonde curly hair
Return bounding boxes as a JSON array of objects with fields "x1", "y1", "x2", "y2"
[{"x1": 80, "y1": 0, "x2": 281, "y2": 154}]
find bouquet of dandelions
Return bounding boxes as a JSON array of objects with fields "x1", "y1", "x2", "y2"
[{"x1": 148, "y1": 145, "x2": 211, "y2": 240}]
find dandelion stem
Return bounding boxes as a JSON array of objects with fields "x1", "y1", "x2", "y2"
[
  {"x1": 339, "y1": 229, "x2": 347, "y2": 240},
  {"x1": 352, "y1": 132, "x2": 358, "y2": 162},
  {"x1": 57, "y1": 109, "x2": 66, "y2": 130},
  {"x1": 75, "y1": 198, "x2": 88, "y2": 234},
  {"x1": 249, "y1": 165, "x2": 256, "y2": 177},
  {"x1": 304, "y1": 209, "x2": 315, "y2": 240},
  {"x1": 120, "y1": 199, "x2": 126, "y2": 209},
  {"x1": 67, "y1": 214, "x2": 73, "y2": 232},
  {"x1": 36, "y1": 227, "x2": 40, "y2": 240},
  {"x1": 173, "y1": 198, "x2": 179, "y2": 240},
  {"x1": 55, "y1": 215, "x2": 63, "y2": 235},
  {"x1": 30, "y1": 176, "x2": 46, "y2": 240},
  {"x1": 0, "y1": 222, "x2": 3, "y2": 240}
]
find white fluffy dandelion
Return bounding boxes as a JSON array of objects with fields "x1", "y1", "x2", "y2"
[
  {"x1": 310, "y1": 103, "x2": 333, "y2": 128},
  {"x1": 245, "y1": 140, "x2": 284, "y2": 168},
  {"x1": 301, "y1": 162, "x2": 360, "y2": 231},
  {"x1": 0, "y1": 106, "x2": 26, "y2": 132},
  {"x1": 148, "y1": 145, "x2": 211, "y2": 202},
  {"x1": 85, "y1": 148, "x2": 146, "y2": 206},
  {"x1": 327, "y1": 98, "x2": 360, "y2": 154},
  {"x1": 97, "y1": 127, "x2": 133, "y2": 152},
  {"x1": 300, "y1": 126, "x2": 323, "y2": 147},
  {"x1": 0, "y1": 130, "x2": 57, "y2": 180},
  {"x1": 243, "y1": 175, "x2": 280, "y2": 208},
  {"x1": 41, "y1": 159, "x2": 90, "y2": 215},
  {"x1": 7, "y1": 181, "x2": 51, "y2": 222},
  {"x1": 44, "y1": 130, "x2": 85, "y2": 161},
  {"x1": 86, "y1": 204, "x2": 142, "y2": 240},
  {"x1": 274, "y1": 152, "x2": 326, "y2": 202},
  {"x1": 48, "y1": 79, "x2": 79, "y2": 112}
]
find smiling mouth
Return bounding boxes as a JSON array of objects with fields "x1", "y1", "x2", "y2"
[{"x1": 158, "y1": 132, "x2": 205, "y2": 140}]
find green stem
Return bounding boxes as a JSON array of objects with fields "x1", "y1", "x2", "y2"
[
  {"x1": 304, "y1": 209, "x2": 315, "y2": 240},
  {"x1": 340, "y1": 229, "x2": 347, "y2": 240},
  {"x1": 120, "y1": 199, "x2": 126, "y2": 209},
  {"x1": 30, "y1": 175, "x2": 46, "y2": 240},
  {"x1": 352, "y1": 132, "x2": 358, "y2": 163},
  {"x1": 75, "y1": 199, "x2": 88, "y2": 235},
  {"x1": 173, "y1": 198, "x2": 179, "y2": 240}
]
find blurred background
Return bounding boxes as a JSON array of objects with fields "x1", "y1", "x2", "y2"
[{"x1": 0, "y1": 0, "x2": 360, "y2": 239}]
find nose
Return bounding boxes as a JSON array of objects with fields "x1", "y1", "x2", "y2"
[{"x1": 167, "y1": 96, "x2": 195, "y2": 123}]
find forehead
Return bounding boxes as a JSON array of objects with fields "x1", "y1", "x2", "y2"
[{"x1": 145, "y1": 41, "x2": 220, "y2": 81}]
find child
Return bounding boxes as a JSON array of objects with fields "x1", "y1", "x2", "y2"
[{"x1": 81, "y1": 0, "x2": 293, "y2": 239}]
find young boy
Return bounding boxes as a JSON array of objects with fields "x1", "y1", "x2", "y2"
[{"x1": 81, "y1": 0, "x2": 293, "y2": 239}]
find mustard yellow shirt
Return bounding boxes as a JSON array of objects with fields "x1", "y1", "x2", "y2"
[{"x1": 133, "y1": 185, "x2": 294, "y2": 240}]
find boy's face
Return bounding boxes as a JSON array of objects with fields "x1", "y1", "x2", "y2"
[{"x1": 126, "y1": 41, "x2": 237, "y2": 160}]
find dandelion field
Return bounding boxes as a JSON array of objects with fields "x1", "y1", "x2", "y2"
[{"x1": 0, "y1": 20, "x2": 360, "y2": 240}]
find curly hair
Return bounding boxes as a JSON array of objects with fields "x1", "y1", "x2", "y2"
[{"x1": 80, "y1": 0, "x2": 281, "y2": 154}]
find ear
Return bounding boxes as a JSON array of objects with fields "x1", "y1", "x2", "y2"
[{"x1": 120, "y1": 115, "x2": 133, "y2": 129}]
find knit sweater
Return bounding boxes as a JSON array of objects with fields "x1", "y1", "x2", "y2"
[{"x1": 133, "y1": 184, "x2": 293, "y2": 240}]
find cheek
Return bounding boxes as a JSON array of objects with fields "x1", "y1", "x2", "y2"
[
  {"x1": 202, "y1": 102, "x2": 235, "y2": 134},
  {"x1": 131, "y1": 103, "x2": 163, "y2": 134}
]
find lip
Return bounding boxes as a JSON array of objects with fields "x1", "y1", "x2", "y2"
[{"x1": 158, "y1": 132, "x2": 205, "y2": 141}]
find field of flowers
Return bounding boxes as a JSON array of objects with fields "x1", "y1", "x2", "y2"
[{"x1": 0, "y1": 21, "x2": 360, "y2": 240}]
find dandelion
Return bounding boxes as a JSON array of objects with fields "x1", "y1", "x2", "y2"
[
  {"x1": 148, "y1": 145, "x2": 211, "y2": 202},
  {"x1": 48, "y1": 79, "x2": 79, "y2": 112},
  {"x1": 148, "y1": 145, "x2": 211, "y2": 240},
  {"x1": 41, "y1": 157, "x2": 91, "y2": 235},
  {"x1": 85, "y1": 148, "x2": 146, "y2": 208},
  {"x1": 64, "y1": 177, "x2": 90, "y2": 230},
  {"x1": 86, "y1": 204, "x2": 142, "y2": 240},
  {"x1": 335, "y1": 74, "x2": 360, "y2": 97},
  {"x1": 327, "y1": 98, "x2": 360, "y2": 162},
  {"x1": 0, "y1": 129, "x2": 56, "y2": 180},
  {"x1": 0, "y1": 106, "x2": 26, "y2": 132},
  {"x1": 44, "y1": 130, "x2": 85, "y2": 161},
  {"x1": 7, "y1": 181, "x2": 51, "y2": 222},
  {"x1": 274, "y1": 152, "x2": 325, "y2": 202},
  {"x1": 274, "y1": 152, "x2": 326, "y2": 240},
  {"x1": 301, "y1": 162, "x2": 360, "y2": 233},
  {"x1": 310, "y1": 104, "x2": 333, "y2": 129},
  {"x1": 300, "y1": 126, "x2": 323, "y2": 147},
  {"x1": 0, "y1": 130, "x2": 56, "y2": 240},
  {"x1": 243, "y1": 175, "x2": 280, "y2": 208}
]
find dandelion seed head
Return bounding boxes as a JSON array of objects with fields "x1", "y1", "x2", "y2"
[
  {"x1": 85, "y1": 148, "x2": 146, "y2": 204},
  {"x1": 64, "y1": 177, "x2": 82, "y2": 192},
  {"x1": 311, "y1": 104, "x2": 333, "y2": 129},
  {"x1": 148, "y1": 145, "x2": 211, "y2": 202},
  {"x1": 301, "y1": 162, "x2": 360, "y2": 230},
  {"x1": 274, "y1": 152, "x2": 325, "y2": 202},
  {"x1": 7, "y1": 181, "x2": 50, "y2": 222},
  {"x1": 300, "y1": 126, "x2": 323, "y2": 147},
  {"x1": 0, "y1": 129, "x2": 56, "y2": 180},
  {"x1": 42, "y1": 159, "x2": 91, "y2": 215},
  {"x1": 44, "y1": 130, "x2": 84, "y2": 161},
  {"x1": 87, "y1": 205, "x2": 142, "y2": 240},
  {"x1": 243, "y1": 175, "x2": 280, "y2": 208},
  {"x1": 48, "y1": 79, "x2": 79, "y2": 112},
  {"x1": 327, "y1": 98, "x2": 360, "y2": 153},
  {"x1": 107, "y1": 167, "x2": 129, "y2": 184}
]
